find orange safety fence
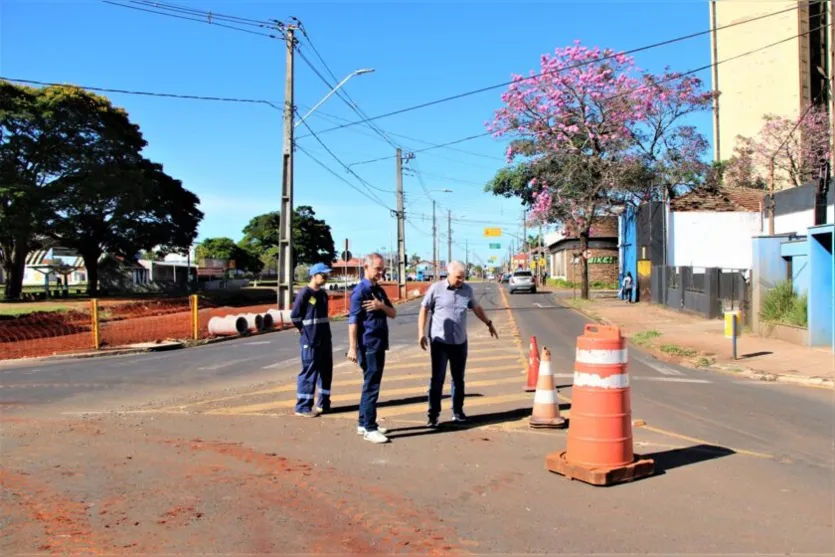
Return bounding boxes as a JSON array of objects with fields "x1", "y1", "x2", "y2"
[{"x1": 0, "y1": 282, "x2": 432, "y2": 362}]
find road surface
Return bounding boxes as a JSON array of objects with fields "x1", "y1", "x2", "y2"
[{"x1": 1, "y1": 282, "x2": 832, "y2": 554}]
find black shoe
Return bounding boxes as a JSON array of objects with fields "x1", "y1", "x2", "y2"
[
  {"x1": 426, "y1": 417, "x2": 439, "y2": 428},
  {"x1": 452, "y1": 413, "x2": 469, "y2": 424}
]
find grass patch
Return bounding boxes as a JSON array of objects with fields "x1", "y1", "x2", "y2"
[
  {"x1": 760, "y1": 281, "x2": 807, "y2": 327},
  {"x1": 0, "y1": 303, "x2": 72, "y2": 317},
  {"x1": 695, "y1": 356, "x2": 715, "y2": 368},
  {"x1": 631, "y1": 330, "x2": 661, "y2": 347},
  {"x1": 660, "y1": 344, "x2": 698, "y2": 357}
]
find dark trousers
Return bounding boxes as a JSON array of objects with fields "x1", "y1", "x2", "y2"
[
  {"x1": 427, "y1": 340, "x2": 468, "y2": 420},
  {"x1": 358, "y1": 349, "x2": 386, "y2": 431},
  {"x1": 295, "y1": 341, "x2": 333, "y2": 413}
]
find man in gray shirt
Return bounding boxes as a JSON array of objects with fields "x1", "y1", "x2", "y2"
[{"x1": 417, "y1": 260, "x2": 498, "y2": 427}]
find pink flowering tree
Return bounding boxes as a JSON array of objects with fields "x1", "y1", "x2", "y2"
[
  {"x1": 724, "y1": 104, "x2": 831, "y2": 189},
  {"x1": 485, "y1": 42, "x2": 714, "y2": 299}
]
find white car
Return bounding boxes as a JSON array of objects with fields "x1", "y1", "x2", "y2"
[{"x1": 509, "y1": 270, "x2": 536, "y2": 294}]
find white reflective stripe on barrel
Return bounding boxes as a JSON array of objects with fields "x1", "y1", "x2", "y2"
[
  {"x1": 575, "y1": 348, "x2": 628, "y2": 365},
  {"x1": 573, "y1": 371, "x2": 630, "y2": 389}
]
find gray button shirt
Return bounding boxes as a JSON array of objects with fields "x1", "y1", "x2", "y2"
[{"x1": 421, "y1": 280, "x2": 475, "y2": 345}]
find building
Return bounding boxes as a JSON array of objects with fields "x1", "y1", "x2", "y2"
[
  {"x1": 547, "y1": 216, "x2": 619, "y2": 285},
  {"x1": 710, "y1": 0, "x2": 831, "y2": 174}
]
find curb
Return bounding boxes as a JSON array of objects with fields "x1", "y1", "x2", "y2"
[{"x1": 551, "y1": 294, "x2": 834, "y2": 391}]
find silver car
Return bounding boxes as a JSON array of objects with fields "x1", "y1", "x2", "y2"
[{"x1": 509, "y1": 270, "x2": 536, "y2": 294}]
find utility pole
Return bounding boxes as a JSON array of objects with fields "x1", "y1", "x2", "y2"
[
  {"x1": 521, "y1": 210, "x2": 527, "y2": 272},
  {"x1": 277, "y1": 25, "x2": 296, "y2": 310},
  {"x1": 538, "y1": 223, "x2": 544, "y2": 284},
  {"x1": 465, "y1": 239, "x2": 469, "y2": 277},
  {"x1": 432, "y1": 200, "x2": 437, "y2": 281},
  {"x1": 395, "y1": 148, "x2": 408, "y2": 299},
  {"x1": 447, "y1": 209, "x2": 452, "y2": 264}
]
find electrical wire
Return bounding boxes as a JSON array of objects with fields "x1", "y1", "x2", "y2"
[
  {"x1": 295, "y1": 143, "x2": 394, "y2": 212},
  {"x1": 295, "y1": 1, "x2": 821, "y2": 139}
]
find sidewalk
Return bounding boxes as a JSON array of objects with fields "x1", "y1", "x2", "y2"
[{"x1": 556, "y1": 293, "x2": 834, "y2": 388}]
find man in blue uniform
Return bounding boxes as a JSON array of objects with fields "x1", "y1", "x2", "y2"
[
  {"x1": 347, "y1": 253, "x2": 397, "y2": 443},
  {"x1": 290, "y1": 262, "x2": 334, "y2": 418}
]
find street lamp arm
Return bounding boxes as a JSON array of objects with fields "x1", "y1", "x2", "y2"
[{"x1": 294, "y1": 68, "x2": 374, "y2": 129}]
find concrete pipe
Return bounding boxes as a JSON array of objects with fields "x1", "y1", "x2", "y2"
[
  {"x1": 267, "y1": 309, "x2": 292, "y2": 329},
  {"x1": 261, "y1": 312, "x2": 274, "y2": 330},
  {"x1": 242, "y1": 313, "x2": 263, "y2": 332},
  {"x1": 208, "y1": 315, "x2": 247, "y2": 336}
]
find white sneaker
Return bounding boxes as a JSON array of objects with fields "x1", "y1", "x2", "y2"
[
  {"x1": 363, "y1": 430, "x2": 390, "y2": 444},
  {"x1": 357, "y1": 425, "x2": 388, "y2": 435}
]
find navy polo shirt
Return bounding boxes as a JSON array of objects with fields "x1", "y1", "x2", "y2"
[
  {"x1": 290, "y1": 286, "x2": 332, "y2": 347},
  {"x1": 349, "y1": 278, "x2": 393, "y2": 352}
]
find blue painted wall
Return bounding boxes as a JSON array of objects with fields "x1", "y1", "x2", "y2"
[
  {"x1": 619, "y1": 207, "x2": 638, "y2": 302},
  {"x1": 752, "y1": 236, "x2": 789, "y2": 289},
  {"x1": 779, "y1": 240, "x2": 810, "y2": 296},
  {"x1": 808, "y1": 225, "x2": 834, "y2": 349}
]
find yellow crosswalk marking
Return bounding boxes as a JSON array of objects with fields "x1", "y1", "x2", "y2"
[
  {"x1": 167, "y1": 363, "x2": 525, "y2": 411},
  {"x1": 384, "y1": 354, "x2": 521, "y2": 370},
  {"x1": 206, "y1": 375, "x2": 526, "y2": 415}
]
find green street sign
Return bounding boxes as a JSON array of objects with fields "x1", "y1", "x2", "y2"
[{"x1": 489, "y1": 243, "x2": 501, "y2": 249}]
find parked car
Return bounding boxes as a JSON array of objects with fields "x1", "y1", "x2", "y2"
[{"x1": 509, "y1": 270, "x2": 536, "y2": 294}]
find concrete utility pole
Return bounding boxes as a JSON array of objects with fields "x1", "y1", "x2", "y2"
[
  {"x1": 522, "y1": 210, "x2": 527, "y2": 271},
  {"x1": 277, "y1": 25, "x2": 296, "y2": 310},
  {"x1": 447, "y1": 209, "x2": 452, "y2": 264},
  {"x1": 465, "y1": 239, "x2": 469, "y2": 276},
  {"x1": 432, "y1": 200, "x2": 437, "y2": 280},
  {"x1": 395, "y1": 148, "x2": 407, "y2": 299},
  {"x1": 538, "y1": 223, "x2": 544, "y2": 283}
]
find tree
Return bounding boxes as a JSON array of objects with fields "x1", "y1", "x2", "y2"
[
  {"x1": 46, "y1": 158, "x2": 203, "y2": 295},
  {"x1": 1, "y1": 81, "x2": 146, "y2": 299},
  {"x1": 197, "y1": 237, "x2": 261, "y2": 274},
  {"x1": 486, "y1": 42, "x2": 714, "y2": 299},
  {"x1": 240, "y1": 206, "x2": 336, "y2": 270},
  {"x1": 724, "y1": 104, "x2": 831, "y2": 190}
]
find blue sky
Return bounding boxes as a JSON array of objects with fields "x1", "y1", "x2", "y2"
[{"x1": 3, "y1": 0, "x2": 717, "y2": 268}]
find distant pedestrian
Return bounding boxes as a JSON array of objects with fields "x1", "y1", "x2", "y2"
[
  {"x1": 622, "y1": 272, "x2": 634, "y2": 304},
  {"x1": 347, "y1": 253, "x2": 397, "y2": 444},
  {"x1": 290, "y1": 262, "x2": 334, "y2": 418},
  {"x1": 418, "y1": 260, "x2": 498, "y2": 428}
]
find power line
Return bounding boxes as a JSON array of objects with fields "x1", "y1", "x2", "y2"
[
  {"x1": 102, "y1": 0, "x2": 284, "y2": 39},
  {"x1": 0, "y1": 77, "x2": 280, "y2": 107},
  {"x1": 129, "y1": 0, "x2": 275, "y2": 28},
  {"x1": 295, "y1": 143, "x2": 394, "y2": 212},
  {"x1": 293, "y1": 108, "x2": 396, "y2": 203},
  {"x1": 295, "y1": 1, "x2": 818, "y2": 139}
]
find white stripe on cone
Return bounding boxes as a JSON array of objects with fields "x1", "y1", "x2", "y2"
[
  {"x1": 533, "y1": 388, "x2": 557, "y2": 404},
  {"x1": 573, "y1": 371, "x2": 630, "y2": 389},
  {"x1": 575, "y1": 348, "x2": 628, "y2": 365}
]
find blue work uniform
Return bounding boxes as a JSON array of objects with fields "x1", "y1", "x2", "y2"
[
  {"x1": 290, "y1": 286, "x2": 333, "y2": 413},
  {"x1": 349, "y1": 278, "x2": 393, "y2": 432}
]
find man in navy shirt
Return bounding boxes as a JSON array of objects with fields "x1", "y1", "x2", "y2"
[
  {"x1": 347, "y1": 253, "x2": 397, "y2": 444},
  {"x1": 290, "y1": 262, "x2": 334, "y2": 418}
]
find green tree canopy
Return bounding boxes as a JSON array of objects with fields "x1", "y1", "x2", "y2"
[{"x1": 240, "y1": 206, "x2": 336, "y2": 270}]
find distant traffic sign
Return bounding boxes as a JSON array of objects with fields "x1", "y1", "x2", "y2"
[
  {"x1": 483, "y1": 228, "x2": 502, "y2": 237},
  {"x1": 341, "y1": 250, "x2": 352, "y2": 262},
  {"x1": 489, "y1": 242, "x2": 501, "y2": 249}
]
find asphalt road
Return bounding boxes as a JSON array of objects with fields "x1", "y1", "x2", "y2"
[{"x1": 2, "y1": 282, "x2": 834, "y2": 553}]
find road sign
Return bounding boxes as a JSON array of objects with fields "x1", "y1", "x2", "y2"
[
  {"x1": 489, "y1": 242, "x2": 501, "y2": 249},
  {"x1": 341, "y1": 250, "x2": 352, "y2": 262},
  {"x1": 583, "y1": 249, "x2": 591, "y2": 259},
  {"x1": 483, "y1": 228, "x2": 502, "y2": 237}
]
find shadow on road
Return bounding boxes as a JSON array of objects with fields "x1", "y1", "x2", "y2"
[
  {"x1": 643, "y1": 444, "x2": 736, "y2": 476},
  {"x1": 740, "y1": 351, "x2": 774, "y2": 359},
  {"x1": 385, "y1": 402, "x2": 571, "y2": 440},
  {"x1": 327, "y1": 393, "x2": 484, "y2": 415}
]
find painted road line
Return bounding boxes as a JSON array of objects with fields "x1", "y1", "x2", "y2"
[
  {"x1": 393, "y1": 347, "x2": 519, "y2": 361},
  {"x1": 206, "y1": 375, "x2": 527, "y2": 415},
  {"x1": 633, "y1": 354, "x2": 685, "y2": 376},
  {"x1": 385, "y1": 354, "x2": 521, "y2": 370},
  {"x1": 551, "y1": 373, "x2": 710, "y2": 384},
  {"x1": 197, "y1": 355, "x2": 266, "y2": 371},
  {"x1": 638, "y1": 424, "x2": 774, "y2": 460},
  {"x1": 164, "y1": 363, "x2": 524, "y2": 411},
  {"x1": 261, "y1": 357, "x2": 300, "y2": 370},
  {"x1": 244, "y1": 341, "x2": 272, "y2": 346}
]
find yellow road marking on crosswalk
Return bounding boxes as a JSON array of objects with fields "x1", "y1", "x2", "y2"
[
  {"x1": 164, "y1": 363, "x2": 525, "y2": 411},
  {"x1": 394, "y1": 346, "x2": 518, "y2": 360},
  {"x1": 384, "y1": 354, "x2": 521, "y2": 370},
  {"x1": 206, "y1": 375, "x2": 527, "y2": 415},
  {"x1": 638, "y1": 424, "x2": 774, "y2": 460}
]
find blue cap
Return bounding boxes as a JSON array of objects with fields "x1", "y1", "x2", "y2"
[{"x1": 309, "y1": 262, "x2": 332, "y2": 277}]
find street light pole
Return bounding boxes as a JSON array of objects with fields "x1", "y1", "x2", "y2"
[{"x1": 294, "y1": 68, "x2": 375, "y2": 129}]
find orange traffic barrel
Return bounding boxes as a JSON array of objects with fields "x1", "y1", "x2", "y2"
[{"x1": 545, "y1": 324, "x2": 654, "y2": 486}]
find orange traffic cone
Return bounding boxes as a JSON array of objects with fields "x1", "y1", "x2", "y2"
[
  {"x1": 529, "y1": 347, "x2": 566, "y2": 429},
  {"x1": 525, "y1": 336, "x2": 540, "y2": 392},
  {"x1": 545, "y1": 324, "x2": 654, "y2": 486}
]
